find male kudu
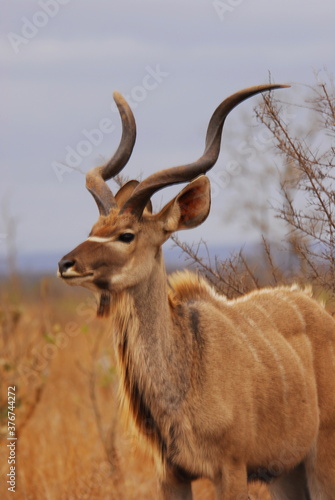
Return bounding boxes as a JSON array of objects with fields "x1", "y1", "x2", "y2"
[{"x1": 58, "y1": 85, "x2": 335, "y2": 499}]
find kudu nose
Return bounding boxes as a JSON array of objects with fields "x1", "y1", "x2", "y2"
[{"x1": 58, "y1": 258, "x2": 75, "y2": 274}]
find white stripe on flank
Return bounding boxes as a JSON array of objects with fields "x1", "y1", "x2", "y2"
[
  {"x1": 247, "y1": 316, "x2": 288, "y2": 408},
  {"x1": 87, "y1": 236, "x2": 111, "y2": 243}
]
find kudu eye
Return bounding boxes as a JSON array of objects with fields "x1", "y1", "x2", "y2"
[{"x1": 118, "y1": 232, "x2": 135, "y2": 243}]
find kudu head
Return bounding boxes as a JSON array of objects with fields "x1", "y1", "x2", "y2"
[{"x1": 58, "y1": 85, "x2": 287, "y2": 315}]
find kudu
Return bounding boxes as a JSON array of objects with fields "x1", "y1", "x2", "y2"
[{"x1": 58, "y1": 85, "x2": 335, "y2": 500}]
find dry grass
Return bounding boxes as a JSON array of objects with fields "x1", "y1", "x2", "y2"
[{"x1": 0, "y1": 276, "x2": 270, "y2": 500}]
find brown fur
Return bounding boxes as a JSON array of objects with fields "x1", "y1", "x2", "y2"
[
  {"x1": 59, "y1": 176, "x2": 335, "y2": 499},
  {"x1": 111, "y1": 272, "x2": 335, "y2": 488}
]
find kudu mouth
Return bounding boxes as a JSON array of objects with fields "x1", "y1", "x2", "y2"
[
  {"x1": 57, "y1": 258, "x2": 105, "y2": 286},
  {"x1": 57, "y1": 264, "x2": 94, "y2": 284},
  {"x1": 58, "y1": 239, "x2": 110, "y2": 287},
  {"x1": 57, "y1": 250, "x2": 101, "y2": 289},
  {"x1": 57, "y1": 271, "x2": 94, "y2": 282},
  {"x1": 57, "y1": 258, "x2": 111, "y2": 317}
]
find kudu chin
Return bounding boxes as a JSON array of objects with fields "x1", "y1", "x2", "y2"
[{"x1": 58, "y1": 86, "x2": 335, "y2": 500}]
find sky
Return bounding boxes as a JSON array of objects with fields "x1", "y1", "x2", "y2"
[{"x1": 1, "y1": 0, "x2": 335, "y2": 271}]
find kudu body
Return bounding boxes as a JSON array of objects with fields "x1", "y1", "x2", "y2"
[{"x1": 58, "y1": 86, "x2": 335, "y2": 500}]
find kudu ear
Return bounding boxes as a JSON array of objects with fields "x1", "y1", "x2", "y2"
[
  {"x1": 115, "y1": 180, "x2": 152, "y2": 213},
  {"x1": 115, "y1": 180, "x2": 139, "y2": 207},
  {"x1": 158, "y1": 175, "x2": 211, "y2": 233}
]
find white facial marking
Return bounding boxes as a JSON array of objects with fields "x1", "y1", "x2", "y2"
[{"x1": 87, "y1": 236, "x2": 112, "y2": 243}]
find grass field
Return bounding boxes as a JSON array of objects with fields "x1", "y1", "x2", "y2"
[{"x1": 0, "y1": 275, "x2": 271, "y2": 499}]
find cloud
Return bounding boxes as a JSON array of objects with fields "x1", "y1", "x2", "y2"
[{"x1": 1, "y1": 0, "x2": 335, "y2": 260}]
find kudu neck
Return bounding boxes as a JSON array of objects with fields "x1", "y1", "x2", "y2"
[
  {"x1": 112, "y1": 248, "x2": 192, "y2": 418},
  {"x1": 129, "y1": 249, "x2": 172, "y2": 334}
]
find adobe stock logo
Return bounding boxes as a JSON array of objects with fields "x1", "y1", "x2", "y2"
[
  {"x1": 51, "y1": 65, "x2": 169, "y2": 183},
  {"x1": 212, "y1": 0, "x2": 245, "y2": 21},
  {"x1": 52, "y1": 118, "x2": 116, "y2": 183},
  {"x1": 7, "y1": 0, "x2": 71, "y2": 54}
]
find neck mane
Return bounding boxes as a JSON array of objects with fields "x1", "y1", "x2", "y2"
[{"x1": 109, "y1": 254, "x2": 196, "y2": 468}]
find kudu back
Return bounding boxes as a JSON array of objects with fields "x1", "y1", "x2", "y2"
[{"x1": 58, "y1": 86, "x2": 335, "y2": 500}]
